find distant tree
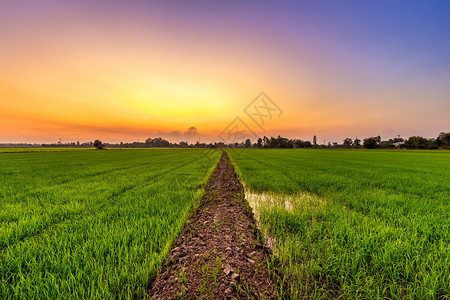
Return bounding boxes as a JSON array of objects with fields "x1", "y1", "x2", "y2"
[
  {"x1": 380, "y1": 140, "x2": 394, "y2": 148},
  {"x1": 276, "y1": 135, "x2": 290, "y2": 148},
  {"x1": 291, "y1": 139, "x2": 304, "y2": 148},
  {"x1": 93, "y1": 140, "x2": 104, "y2": 150},
  {"x1": 404, "y1": 136, "x2": 435, "y2": 149},
  {"x1": 244, "y1": 139, "x2": 252, "y2": 148},
  {"x1": 436, "y1": 132, "x2": 450, "y2": 148},
  {"x1": 354, "y1": 138, "x2": 361, "y2": 149},
  {"x1": 145, "y1": 137, "x2": 170, "y2": 147},
  {"x1": 363, "y1": 137, "x2": 378, "y2": 149},
  {"x1": 343, "y1": 138, "x2": 353, "y2": 148},
  {"x1": 304, "y1": 141, "x2": 312, "y2": 148},
  {"x1": 257, "y1": 138, "x2": 262, "y2": 148},
  {"x1": 313, "y1": 135, "x2": 317, "y2": 146}
]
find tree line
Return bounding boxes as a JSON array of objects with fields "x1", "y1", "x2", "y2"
[
  {"x1": 90, "y1": 132, "x2": 449, "y2": 150},
  {"x1": 361, "y1": 132, "x2": 450, "y2": 149},
  {"x1": 240, "y1": 132, "x2": 449, "y2": 149}
]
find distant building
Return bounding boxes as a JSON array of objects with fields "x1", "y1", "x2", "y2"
[{"x1": 393, "y1": 141, "x2": 405, "y2": 147}]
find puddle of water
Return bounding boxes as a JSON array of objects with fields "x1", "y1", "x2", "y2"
[
  {"x1": 246, "y1": 190, "x2": 325, "y2": 216},
  {"x1": 245, "y1": 189, "x2": 327, "y2": 255}
]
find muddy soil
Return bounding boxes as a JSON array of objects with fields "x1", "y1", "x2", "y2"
[{"x1": 150, "y1": 151, "x2": 276, "y2": 299}]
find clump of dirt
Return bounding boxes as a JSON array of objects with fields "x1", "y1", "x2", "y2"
[{"x1": 150, "y1": 151, "x2": 276, "y2": 299}]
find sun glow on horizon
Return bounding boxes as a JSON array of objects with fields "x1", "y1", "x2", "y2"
[
  {"x1": 1, "y1": 0, "x2": 449, "y2": 143},
  {"x1": 123, "y1": 77, "x2": 233, "y2": 117}
]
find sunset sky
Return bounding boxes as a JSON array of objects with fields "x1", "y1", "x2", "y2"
[{"x1": 1, "y1": 0, "x2": 449, "y2": 144}]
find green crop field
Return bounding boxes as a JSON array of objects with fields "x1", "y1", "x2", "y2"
[
  {"x1": 0, "y1": 149, "x2": 220, "y2": 299},
  {"x1": 0, "y1": 148, "x2": 96, "y2": 153},
  {"x1": 1, "y1": 148, "x2": 448, "y2": 299},
  {"x1": 228, "y1": 149, "x2": 449, "y2": 299},
  {"x1": 0, "y1": 148, "x2": 157, "y2": 153}
]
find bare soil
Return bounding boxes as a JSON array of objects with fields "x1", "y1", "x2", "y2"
[{"x1": 149, "y1": 151, "x2": 276, "y2": 299}]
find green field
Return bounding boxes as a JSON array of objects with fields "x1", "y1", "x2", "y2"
[
  {"x1": 1, "y1": 148, "x2": 448, "y2": 299},
  {"x1": 0, "y1": 149, "x2": 220, "y2": 299},
  {"x1": 228, "y1": 149, "x2": 449, "y2": 299},
  {"x1": 0, "y1": 148, "x2": 96, "y2": 153},
  {"x1": 0, "y1": 148, "x2": 159, "y2": 153}
]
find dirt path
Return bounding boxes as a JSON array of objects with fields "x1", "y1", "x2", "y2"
[{"x1": 150, "y1": 151, "x2": 276, "y2": 299}]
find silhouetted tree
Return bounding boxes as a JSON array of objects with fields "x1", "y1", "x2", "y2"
[
  {"x1": 304, "y1": 141, "x2": 312, "y2": 148},
  {"x1": 145, "y1": 137, "x2": 170, "y2": 147},
  {"x1": 403, "y1": 136, "x2": 435, "y2": 149},
  {"x1": 436, "y1": 132, "x2": 450, "y2": 148},
  {"x1": 257, "y1": 138, "x2": 262, "y2": 148},
  {"x1": 363, "y1": 137, "x2": 378, "y2": 149},
  {"x1": 244, "y1": 139, "x2": 252, "y2": 148},
  {"x1": 292, "y1": 139, "x2": 305, "y2": 148},
  {"x1": 343, "y1": 138, "x2": 353, "y2": 148},
  {"x1": 354, "y1": 138, "x2": 361, "y2": 149},
  {"x1": 93, "y1": 140, "x2": 104, "y2": 150}
]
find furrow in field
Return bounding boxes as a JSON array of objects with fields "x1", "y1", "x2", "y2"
[
  {"x1": 150, "y1": 151, "x2": 277, "y2": 299},
  {"x1": 0, "y1": 149, "x2": 222, "y2": 299}
]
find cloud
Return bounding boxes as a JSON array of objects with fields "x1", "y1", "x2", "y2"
[
  {"x1": 179, "y1": 126, "x2": 202, "y2": 143},
  {"x1": 184, "y1": 126, "x2": 198, "y2": 136}
]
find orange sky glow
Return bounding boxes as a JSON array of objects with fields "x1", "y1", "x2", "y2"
[{"x1": 1, "y1": 1, "x2": 449, "y2": 144}]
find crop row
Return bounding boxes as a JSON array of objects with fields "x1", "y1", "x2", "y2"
[
  {"x1": 0, "y1": 149, "x2": 220, "y2": 299},
  {"x1": 228, "y1": 149, "x2": 449, "y2": 299}
]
